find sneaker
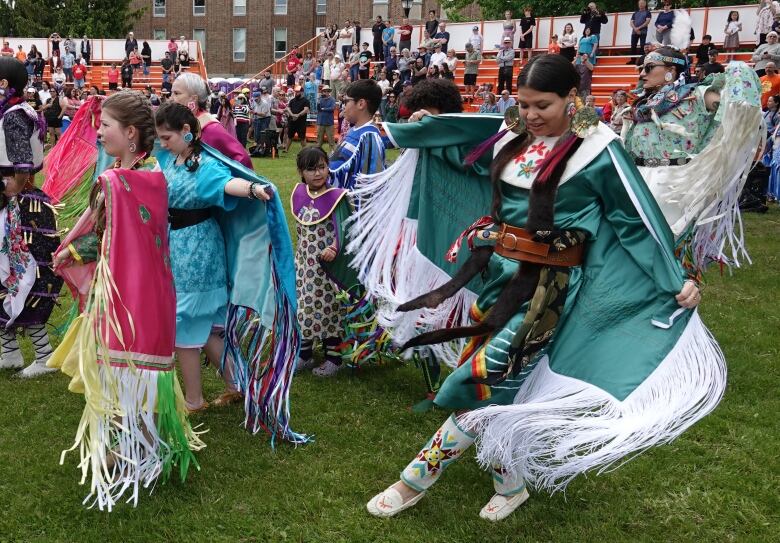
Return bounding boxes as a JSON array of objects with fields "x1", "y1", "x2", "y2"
[
  {"x1": 312, "y1": 359, "x2": 340, "y2": 377},
  {"x1": 16, "y1": 362, "x2": 57, "y2": 379},
  {"x1": 479, "y1": 488, "x2": 530, "y2": 522}
]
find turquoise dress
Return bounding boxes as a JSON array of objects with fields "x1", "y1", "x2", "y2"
[{"x1": 157, "y1": 150, "x2": 238, "y2": 347}]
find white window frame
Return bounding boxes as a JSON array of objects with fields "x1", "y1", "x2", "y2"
[
  {"x1": 153, "y1": 29, "x2": 167, "y2": 41},
  {"x1": 193, "y1": 0, "x2": 206, "y2": 16},
  {"x1": 233, "y1": 0, "x2": 246, "y2": 16},
  {"x1": 274, "y1": 0, "x2": 287, "y2": 15},
  {"x1": 153, "y1": 0, "x2": 166, "y2": 17},
  {"x1": 273, "y1": 28, "x2": 287, "y2": 60},
  {"x1": 373, "y1": 0, "x2": 389, "y2": 4},
  {"x1": 193, "y1": 29, "x2": 206, "y2": 54},
  {"x1": 233, "y1": 28, "x2": 246, "y2": 62},
  {"x1": 316, "y1": 0, "x2": 326, "y2": 15}
]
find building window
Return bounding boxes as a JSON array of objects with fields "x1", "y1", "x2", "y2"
[
  {"x1": 153, "y1": 0, "x2": 166, "y2": 17},
  {"x1": 274, "y1": 28, "x2": 287, "y2": 59},
  {"x1": 372, "y1": 0, "x2": 388, "y2": 4},
  {"x1": 153, "y1": 29, "x2": 166, "y2": 41},
  {"x1": 274, "y1": 0, "x2": 287, "y2": 15},
  {"x1": 233, "y1": 28, "x2": 246, "y2": 62},
  {"x1": 193, "y1": 0, "x2": 205, "y2": 16},
  {"x1": 233, "y1": 0, "x2": 246, "y2": 16},
  {"x1": 193, "y1": 29, "x2": 206, "y2": 53},
  {"x1": 316, "y1": 0, "x2": 326, "y2": 15}
]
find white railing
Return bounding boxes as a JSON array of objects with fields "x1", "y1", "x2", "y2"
[
  {"x1": 0, "y1": 37, "x2": 203, "y2": 63},
  {"x1": 399, "y1": 4, "x2": 760, "y2": 53}
]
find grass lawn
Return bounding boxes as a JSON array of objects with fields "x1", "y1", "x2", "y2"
[{"x1": 0, "y1": 148, "x2": 778, "y2": 542}]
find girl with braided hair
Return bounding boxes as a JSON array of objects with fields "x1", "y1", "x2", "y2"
[
  {"x1": 350, "y1": 54, "x2": 717, "y2": 521},
  {"x1": 48, "y1": 92, "x2": 203, "y2": 511}
]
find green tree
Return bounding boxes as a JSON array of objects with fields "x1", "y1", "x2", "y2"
[{"x1": 0, "y1": 0, "x2": 144, "y2": 38}]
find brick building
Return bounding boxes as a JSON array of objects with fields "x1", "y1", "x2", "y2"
[{"x1": 130, "y1": 0, "x2": 479, "y2": 76}]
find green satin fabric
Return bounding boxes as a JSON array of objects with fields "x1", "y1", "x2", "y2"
[
  {"x1": 424, "y1": 141, "x2": 689, "y2": 409},
  {"x1": 387, "y1": 115, "x2": 502, "y2": 291}
]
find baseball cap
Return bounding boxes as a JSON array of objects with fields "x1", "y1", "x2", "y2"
[
  {"x1": 472, "y1": 26, "x2": 479, "y2": 30},
  {"x1": 252, "y1": 91, "x2": 261, "y2": 97},
  {"x1": 503, "y1": 37, "x2": 512, "y2": 43},
  {"x1": 322, "y1": 85, "x2": 332, "y2": 91},
  {"x1": 241, "y1": 87, "x2": 250, "y2": 94}
]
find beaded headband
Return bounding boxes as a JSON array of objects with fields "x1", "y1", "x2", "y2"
[{"x1": 644, "y1": 51, "x2": 687, "y2": 67}]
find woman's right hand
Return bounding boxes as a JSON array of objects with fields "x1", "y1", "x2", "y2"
[{"x1": 52, "y1": 248, "x2": 72, "y2": 270}]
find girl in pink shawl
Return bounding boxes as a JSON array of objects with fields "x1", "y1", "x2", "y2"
[{"x1": 48, "y1": 95, "x2": 203, "y2": 511}]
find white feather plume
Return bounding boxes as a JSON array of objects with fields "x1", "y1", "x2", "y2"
[{"x1": 669, "y1": 9, "x2": 692, "y2": 51}]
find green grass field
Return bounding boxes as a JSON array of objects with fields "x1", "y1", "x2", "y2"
[{"x1": 0, "y1": 149, "x2": 778, "y2": 542}]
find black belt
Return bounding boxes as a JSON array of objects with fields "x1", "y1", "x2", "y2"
[
  {"x1": 633, "y1": 157, "x2": 691, "y2": 167},
  {"x1": 168, "y1": 208, "x2": 213, "y2": 230}
]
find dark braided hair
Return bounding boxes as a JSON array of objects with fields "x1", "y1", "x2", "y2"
[
  {"x1": 490, "y1": 54, "x2": 583, "y2": 223},
  {"x1": 154, "y1": 101, "x2": 202, "y2": 172}
]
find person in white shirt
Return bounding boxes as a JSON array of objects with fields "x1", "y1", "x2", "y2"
[
  {"x1": 376, "y1": 71, "x2": 391, "y2": 94},
  {"x1": 469, "y1": 25, "x2": 483, "y2": 51},
  {"x1": 496, "y1": 89, "x2": 516, "y2": 113},
  {"x1": 178, "y1": 36, "x2": 187, "y2": 54},
  {"x1": 429, "y1": 43, "x2": 447, "y2": 68},
  {"x1": 338, "y1": 21, "x2": 355, "y2": 61},
  {"x1": 445, "y1": 49, "x2": 458, "y2": 73}
]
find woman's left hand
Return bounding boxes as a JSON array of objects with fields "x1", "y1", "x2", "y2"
[
  {"x1": 320, "y1": 246, "x2": 337, "y2": 262},
  {"x1": 675, "y1": 280, "x2": 701, "y2": 309},
  {"x1": 253, "y1": 184, "x2": 272, "y2": 201},
  {"x1": 409, "y1": 109, "x2": 433, "y2": 122}
]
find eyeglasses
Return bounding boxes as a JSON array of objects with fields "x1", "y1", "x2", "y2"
[
  {"x1": 642, "y1": 63, "x2": 664, "y2": 74},
  {"x1": 303, "y1": 164, "x2": 328, "y2": 173}
]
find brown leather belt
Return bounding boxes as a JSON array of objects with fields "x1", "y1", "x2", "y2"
[{"x1": 479, "y1": 223, "x2": 584, "y2": 267}]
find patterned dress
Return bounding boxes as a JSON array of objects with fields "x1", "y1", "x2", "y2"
[
  {"x1": 0, "y1": 189, "x2": 63, "y2": 328},
  {"x1": 291, "y1": 184, "x2": 349, "y2": 341},
  {"x1": 157, "y1": 150, "x2": 237, "y2": 348}
]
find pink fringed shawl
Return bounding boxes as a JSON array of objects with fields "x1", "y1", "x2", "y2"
[
  {"x1": 41, "y1": 95, "x2": 104, "y2": 203},
  {"x1": 56, "y1": 169, "x2": 175, "y2": 366}
]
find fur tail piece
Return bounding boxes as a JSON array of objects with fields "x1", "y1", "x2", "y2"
[{"x1": 669, "y1": 9, "x2": 692, "y2": 52}]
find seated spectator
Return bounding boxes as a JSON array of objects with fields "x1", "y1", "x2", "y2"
[
  {"x1": 701, "y1": 49, "x2": 725, "y2": 76},
  {"x1": 496, "y1": 89, "x2": 516, "y2": 113},
  {"x1": 178, "y1": 48, "x2": 190, "y2": 69},
  {"x1": 0, "y1": 41, "x2": 13, "y2": 57},
  {"x1": 760, "y1": 63, "x2": 780, "y2": 109},
  {"x1": 753, "y1": 32, "x2": 780, "y2": 77},
  {"x1": 479, "y1": 92, "x2": 499, "y2": 113},
  {"x1": 636, "y1": 42, "x2": 654, "y2": 68},
  {"x1": 383, "y1": 92, "x2": 399, "y2": 122},
  {"x1": 695, "y1": 35, "x2": 713, "y2": 66}
]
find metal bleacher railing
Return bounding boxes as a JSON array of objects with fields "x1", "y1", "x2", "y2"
[{"x1": 231, "y1": 3, "x2": 761, "y2": 106}]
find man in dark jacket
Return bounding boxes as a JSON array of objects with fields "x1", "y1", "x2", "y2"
[{"x1": 580, "y1": 3, "x2": 608, "y2": 41}]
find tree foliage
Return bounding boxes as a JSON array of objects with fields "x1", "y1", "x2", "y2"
[
  {"x1": 440, "y1": 0, "x2": 757, "y2": 21},
  {"x1": 0, "y1": 0, "x2": 145, "y2": 38}
]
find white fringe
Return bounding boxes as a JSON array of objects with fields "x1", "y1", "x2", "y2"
[
  {"x1": 65, "y1": 366, "x2": 165, "y2": 512},
  {"x1": 460, "y1": 311, "x2": 726, "y2": 493},
  {"x1": 346, "y1": 149, "x2": 477, "y2": 367},
  {"x1": 643, "y1": 101, "x2": 763, "y2": 269}
]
